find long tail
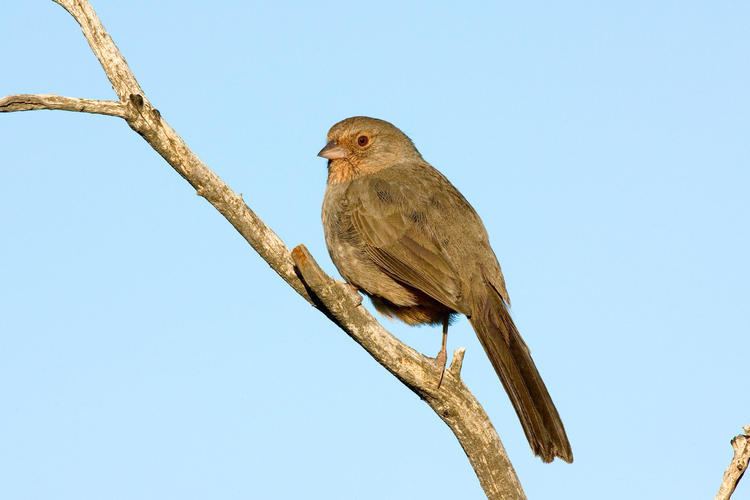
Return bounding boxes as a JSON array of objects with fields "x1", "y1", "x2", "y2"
[{"x1": 469, "y1": 286, "x2": 573, "y2": 463}]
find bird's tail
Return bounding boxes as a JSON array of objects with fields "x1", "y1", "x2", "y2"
[{"x1": 469, "y1": 285, "x2": 573, "y2": 463}]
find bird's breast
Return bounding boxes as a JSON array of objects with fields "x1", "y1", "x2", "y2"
[
  {"x1": 322, "y1": 183, "x2": 425, "y2": 310},
  {"x1": 327, "y1": 159, "x2": 360, "y2": 185}
]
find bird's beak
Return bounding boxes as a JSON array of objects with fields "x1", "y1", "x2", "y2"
[{"x1": 318, "y1": 141, "x2": 349, "y2": 160}]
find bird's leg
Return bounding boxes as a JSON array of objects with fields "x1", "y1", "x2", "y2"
[{"x1": 435, "y1": 316, "x2": 449, "y2": 388}]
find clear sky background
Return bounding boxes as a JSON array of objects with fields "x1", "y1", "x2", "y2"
[{"x1": 1, "y1": 2, "x2": 748, "y2": 499}]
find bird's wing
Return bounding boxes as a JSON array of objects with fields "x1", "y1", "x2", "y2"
[{"x1": 347, "y1": 163, "x2": 466, "y2": 312}]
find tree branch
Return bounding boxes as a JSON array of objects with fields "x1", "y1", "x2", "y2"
[
  {"x1": 44, "y1": 0, "x2": 314, "y2": 303},
  {"x1": 0, "y1": 94, "x2": 126, "y2": 117},
  {"x1": 52, "y1": 0, "x2": 144, "y2": 100},
  {"x1": 2, "y1": 2, "x2": 526, "y2": 498},
  {"x1": 716, "y1": 425, "x2": 750, "y2": 500},
  {"x1": 292, "y1": 245, "x2": 524, "y2": 499}
]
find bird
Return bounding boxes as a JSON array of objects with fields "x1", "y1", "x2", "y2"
[{"x1": 317, "y1": 116, "x2": 572, "y2": 463}]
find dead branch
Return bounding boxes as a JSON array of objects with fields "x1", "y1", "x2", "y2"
[
  {"x1": 0, "y1": 94, "x2": 126, "y2": 117},
  {"x1": 716, "y1": 425, "x2": 750, "y2": 500},
  {"x1": 1, "y1": 1, "x2": 526, "y2": 498}
]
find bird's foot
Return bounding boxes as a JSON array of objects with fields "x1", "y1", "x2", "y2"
[{"x1": 434, "y1": 348, "x2": 447, "y2": 389}]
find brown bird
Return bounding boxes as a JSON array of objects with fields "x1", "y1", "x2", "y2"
[{"x1": 318, "y1": 116, "x2": 572, "y2": 463}]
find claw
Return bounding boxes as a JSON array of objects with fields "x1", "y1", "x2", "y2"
[{"x1": 435, "y1": 349, "x2": 447, "y2": 389}]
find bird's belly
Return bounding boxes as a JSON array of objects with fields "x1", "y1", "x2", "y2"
[
  {"x1": 322, "y1": 187, "x2": 454, "y2": 326},
  {"x1": 370, "y1": 294, "x2": 455, "y2": 326},
  {"x1": 327, "y1": 240, "x2": 453, "y2": 326},
  {"x1": 327, "y1": 239, "x2": 409, "y2": 302}
]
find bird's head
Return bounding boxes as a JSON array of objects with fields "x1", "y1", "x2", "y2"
[{"x1": 318, "y1": 116, "x2": 422, "y2": 183}]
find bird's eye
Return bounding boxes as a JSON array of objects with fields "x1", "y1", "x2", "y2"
[{"x1": 357, "y1": 135, "x2": 369, "y2": 147}]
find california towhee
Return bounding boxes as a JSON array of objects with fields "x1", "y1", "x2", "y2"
[{"x1": 318, "y1": 116, "x2": 572, "y2": 463}]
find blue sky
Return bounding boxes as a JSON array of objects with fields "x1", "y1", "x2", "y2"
[{"x1": 1, "y1": 2, "x2": 748, "y2": 499}]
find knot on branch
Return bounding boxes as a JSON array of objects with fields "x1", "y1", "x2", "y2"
[{"x1": 129, "y1": 93, "x2": 144, "y2": 109}]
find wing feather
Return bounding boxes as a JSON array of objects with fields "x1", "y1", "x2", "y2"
[{"x1": 348, "y1": 168, "x2": 466, "y2": 312}]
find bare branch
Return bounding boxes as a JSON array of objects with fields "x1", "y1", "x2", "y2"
[
  {"x1": 0, "y1": 94, "x2": 126, "y2": 118},
  {"x1": 3, "y1": 1, "x2": 528, "y2": 497},
  {"x1": 291, "y1": 245, "x2": 438, "y2": 385},
  {"x1": 716, "y1": 425, "x2": 750, "y2": 500},
  {"x1": 291, "y1": 245, "x2": 525, "y2": 499},
  {"x1": 52, "y1": 0, "x2": 144, "y2": 99},
  {"x1": 38, "y1": 1, "x2": 313, "y2": 302}
]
